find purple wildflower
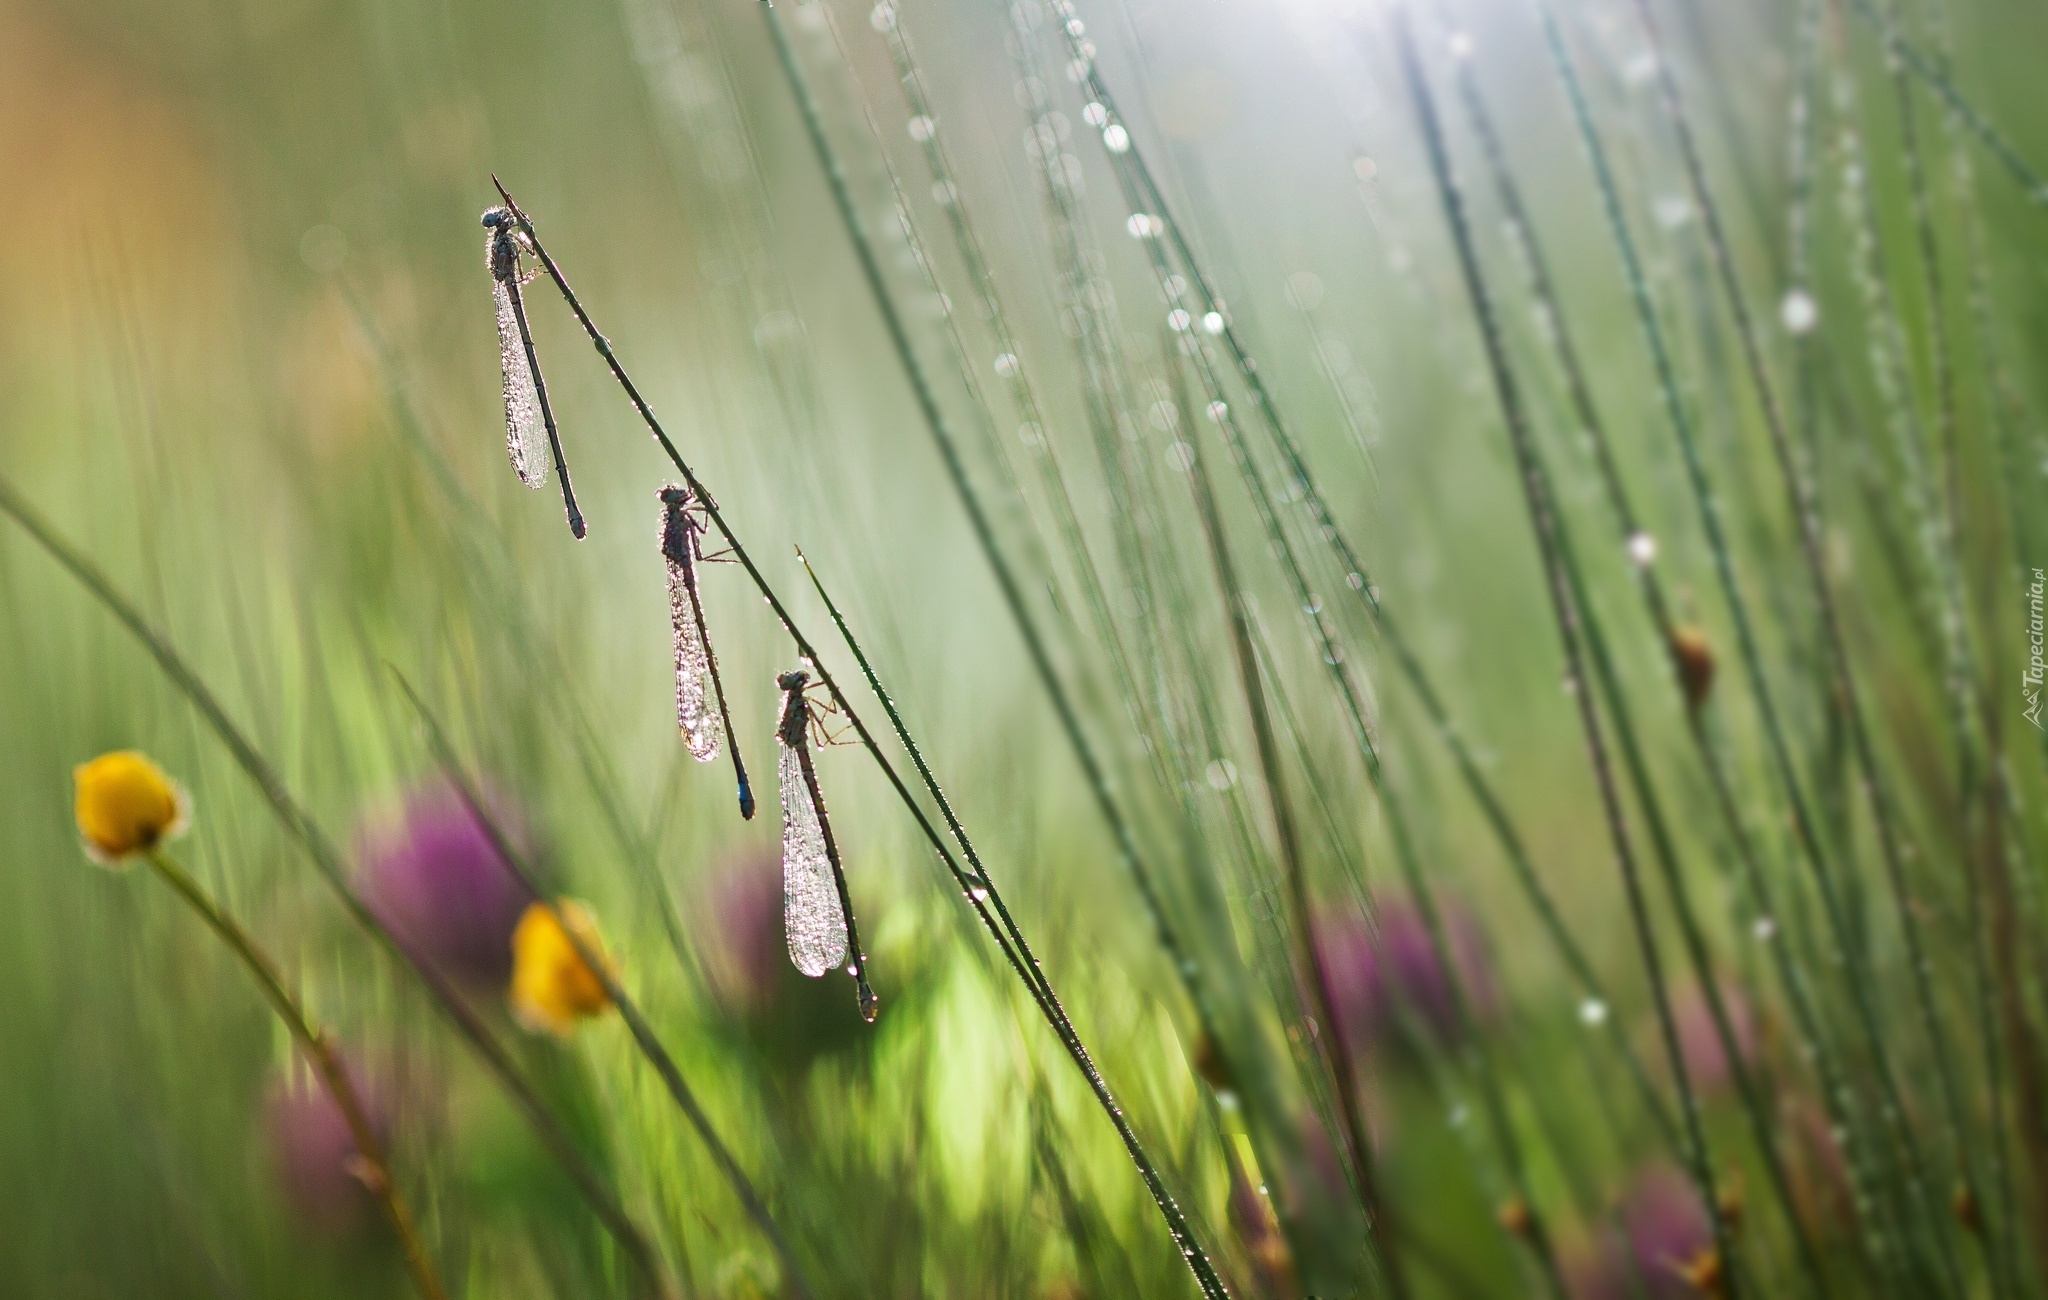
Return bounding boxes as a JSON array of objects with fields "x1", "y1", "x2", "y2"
[
  {"x1": 1669, "y1": 979, "x2": 1757, "y2": 1097},
  {"x1": 357, "y1": 783, "x2": 533, "y2": 988},
  {"x1": 702, "y1": 846, "x2": 787, "y2": 1018},
  {"x1": 1567, "y1": 1164, "x2": 1718, "y2": 1300},
  {"x1": 1316, "y1": 892, "x2": 1497, "y2": 1054},
  {"x1": 265, "y1": 1062, "x2": 390, "y2": 1239},
  {"x1": 698, "y1": 846, "x2": 869, "y2": 1064}
]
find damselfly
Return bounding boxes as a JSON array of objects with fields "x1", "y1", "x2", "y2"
[
  {"x1": 660, "y1": 486, "x2": 753, "y2": 820},
  {"x1": 776, "y1": 667, "x2": 876, "y2": 1022},
  {"x1": 483, "y1": 206, "x2": 585, "y2": 540}
]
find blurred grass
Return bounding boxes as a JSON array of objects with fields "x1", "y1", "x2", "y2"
[{"x1": 5, "y1": 0, "x2": 2048, "y2": 1295}]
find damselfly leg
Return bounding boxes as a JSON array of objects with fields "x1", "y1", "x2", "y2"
[
  {"x1": 659, "y1": 486, "x2": 754, "y2": 819},
  {"x1": 776, "y1": 667, "x2": 876, "y2": 1022},
  {"x1": 484, "y1": 206, "x2": 584, "y2": 539}
]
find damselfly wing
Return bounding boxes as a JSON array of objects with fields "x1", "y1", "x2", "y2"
[
  {"x1": 776, "y1": 668, "x2": 875, "y2": 1020},
  {"x1": 661, "y1": 490, "x2": 720, "y2": 762},
  {"x1": 778, "y1": 717, "x2": 846, "y2": 976},
  {"x1": 486, "y1": 209, "x2": 547, "y2": 490}
]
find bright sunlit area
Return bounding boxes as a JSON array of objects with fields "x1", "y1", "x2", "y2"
[{"x1": 3, "y1": 0, "x2": 2047, "y2": 1295}]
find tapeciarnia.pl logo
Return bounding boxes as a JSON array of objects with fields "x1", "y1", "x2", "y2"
[{"x1": 2027, "y1": 568, "x2": 2045, "y2": 731}]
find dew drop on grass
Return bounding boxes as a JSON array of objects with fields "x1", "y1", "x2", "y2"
[
  {"x1": 907, "y1": 115, "x2": 935, "y2": 142},
  {"x1": 1082, "y1": 102, "x2": 1107, "y2": 127},
  {"x1": 1167, "y1": 308, "x2": 1191, "y2": 332},
  {"x1": 1205, "y1": 760, "x2": 1237, "y2": 790},
  {"x1": 1103, "y1": 124, "x2": 1130, "y2": 153},
  {"x1": 870, "y1": 3, "x2": 896, "y2": 30},
  {"x1": 1753, "y1": 915, "x2": 1778, "y2": 942},
  {"x1": 1165, "y1": 441, "x2": 1195, "y2": 471},
  {"x1": 1202, "y1": 310, "x2": 1225, "y2": 334},
  {"x1": 1627, "y1": 530, "x2": 1658, "y2": 566},
  {"x1": 1781, "y1": 288, "x2": 1819, "y2": 334},
  {"x1": 1579, "y1": 998, "x2": 1609, "y2": 1027},
  {"x1": 993, "y1": 352, "x2": 1019, "y2": 377}
]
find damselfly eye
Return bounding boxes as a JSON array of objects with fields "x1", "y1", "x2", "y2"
[{"x1": 778, "y1": 669, "x2": 809, "y2": 693}]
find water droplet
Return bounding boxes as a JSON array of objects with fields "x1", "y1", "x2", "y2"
[
  {"x1": 1165, "y1": 440, "x2": 1195, "y2": 471},
  {"x1": 1753, "y1": 915, "x2": 1778, "y2": 942},
  {"x1": 1579, "y1": 998, "x2": 1609, "y2": 1026},
  {"x1": 1627, "y1": 531, "x2": 1658, "y2": 566},
  {"x1": 1202, "y1": 310, "x2": 1225, "y2": 334},
  {"x1": 1126, "y1": 212, "x2": 1163, "y2": 239},
  {"x1": 970, "y1": 886, "x2": 990, "y2": 902},
  {"x1": 1206, "y1": 400, "x2": 1228, "y2": 423},
  {"x1": 1346, "y1": 572, "x2": 1365, "y2": 591},
  {"x1": 1206, "y1": 759, "x2": 1238, "y2": 790},
  {"x1": 1103, "y1": 124, "x2": 1130, "y2": 153},
  {"x1": 1654, "y1": 194, "x2": 1693, "y2": 230},
  {"x1": 870, "y1": 3, "x2": 897, "y2": 31},
  {"x1": 1148, "y1": 400, "x2": 1179, "y2": 431},
  {"x1": 1082, "y1": 101, "x2": 1108, "y2": 127},
  {"x1": 993, "y1": 352, "x2": 1020, "y2": 377},
  {"x1": 1780, "y1": 289, "x2": 1819, "y2": 335},
  {"x1": 1353, "y1": 156, "x2": 1378, "y2": 183},
  {"x1": 1167, "y1": 308, "x2": 1192, "y2": 332},
  {"x1": 907, "y1": 115, "x2": 935, "y2": 142}
]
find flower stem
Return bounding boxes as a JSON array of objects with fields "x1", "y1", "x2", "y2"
[{"x1": 143, "y1": 849, "x2": 445, "y2": 1300}]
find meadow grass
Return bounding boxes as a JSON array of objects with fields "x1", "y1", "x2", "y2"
[{"x1": 4, "y1": 0, "x2": 2048, "y2": 1295}]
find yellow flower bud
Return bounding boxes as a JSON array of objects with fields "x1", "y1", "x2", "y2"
[
  {"x1": 73, "y1": 751, "x2": 188, "y2": 865},
  {"x1": 509, "y1": 900, "x2": 613, "y2": 1035}
]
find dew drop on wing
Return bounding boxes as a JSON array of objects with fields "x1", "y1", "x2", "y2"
[
  {"x1": 780, "y1": 741, "x2": 847, "y2": 977},
  {"x1": 666, "y1": 545, "x2": 720, "y2": 762},
  {"x1": 495, "y1": 277, "x2": 547, "y2": 489}
]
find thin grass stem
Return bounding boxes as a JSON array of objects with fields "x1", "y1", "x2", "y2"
[
  {"x1": 1629, "y1": 0, "x2": 1992, "y2": 1276},
  {"x1": 1386, "y1": 9, "x2": 1741, "y2": 1289}
]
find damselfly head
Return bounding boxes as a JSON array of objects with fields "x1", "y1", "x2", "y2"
[
  {"x1": 658, "y1": 485, "x2": 693, "y2": 508},
  {"x1": 481, "y1": 206, "x2": 513, "y2": 229},
  {"x1": 778, "y1": 669, "x2": 810, "y2": 693}
]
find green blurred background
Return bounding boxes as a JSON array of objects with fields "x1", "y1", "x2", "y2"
[{"x1": 6, "y1": 0, "x2": 2048, "y2": 1294}]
